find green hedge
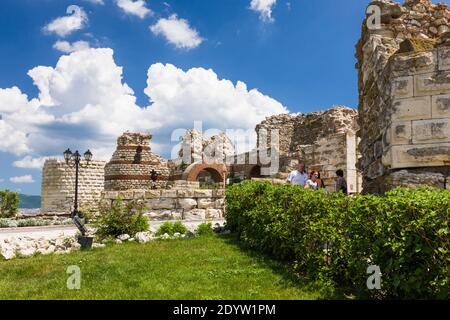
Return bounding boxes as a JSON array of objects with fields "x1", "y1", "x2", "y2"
[
  {"x1": 225, "y1": 181, "x2": 449, "y2": 299},
  {"x1": 0, "y1": 190, "x2": 20, "y2": 218}
]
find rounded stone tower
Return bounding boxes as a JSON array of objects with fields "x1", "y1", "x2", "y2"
[{"x1": 104, "y1": 132, "x2": 169, "y2": 191}]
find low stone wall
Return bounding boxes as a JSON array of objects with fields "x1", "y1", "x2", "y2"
[{"x1": 101, "y1": 188, "x2": 225, "y2": 221}]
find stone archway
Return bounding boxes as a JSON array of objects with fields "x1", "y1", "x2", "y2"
[{"x1": 182, "y1": 163, "x2": 227, "y2": 185}]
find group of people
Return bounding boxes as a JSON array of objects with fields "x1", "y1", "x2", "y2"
[{"x1": 287, "y1": 162, "x2": 348, "y2": 194}]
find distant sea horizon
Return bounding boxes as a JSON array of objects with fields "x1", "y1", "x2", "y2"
[{"x1": 19, "y1": 194, "x2": 41, "y2": 209}]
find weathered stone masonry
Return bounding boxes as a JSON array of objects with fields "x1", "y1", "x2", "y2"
[
  {"x1": 41, "y1": 159, "x2": 105, "y2": 215},
  {"x1": 105, "y1": 132, "x2": 170, "y2": 191},
  {"x1": 102, "y1": 185, "x2": 225, "y2": 221},
  {"x1": 356, "y1": 0, "x2": 450, "y2": 193},
  {"x1": 237, "y1": 106, "x2": 362, "y2": 193}
]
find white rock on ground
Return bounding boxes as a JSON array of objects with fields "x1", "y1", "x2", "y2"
[
  {"x1": 135, "y1": 232, "x2": 151, "y2": 243},
  {"x1": 0, "y1": 234, "x2": 83, "y2": 260},
  {"x1": 161, "y1": 233, "x2": 170, "y2": 240},
  {"x1": 117, "y1": 234, "x2": 130, "y2": 241}
]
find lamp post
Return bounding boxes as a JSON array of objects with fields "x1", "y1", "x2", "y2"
[{"x1": 64, "y1": 148, "x2": 93, "y2": 249}]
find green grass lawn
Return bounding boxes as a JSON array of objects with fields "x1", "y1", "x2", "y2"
[{"x1": 0, "y1": 235, "x2": 325, "y2": 300}]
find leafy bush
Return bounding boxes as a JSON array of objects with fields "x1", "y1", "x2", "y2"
[
  {"x1": 0, "y1": 218, "x2": 18, "y2": 228},
  {"x1": 156, "y1": 221, "x2": 188, "y2": 236},
  {"x1": 0, "y1": 190, "x2": 20, "y2": 218},
  {"x1": 196, "y1": 222, "x2": 214, "y2": 236},
  {"x1": 80, "y1": 203, "x2": 98, "y2": 224},
  {"x1": 95, "y1": 197, "x2": 149, "y2": 240},
  {"x1": 225, "y1": 181, "x2": 450, "y2": 299}
]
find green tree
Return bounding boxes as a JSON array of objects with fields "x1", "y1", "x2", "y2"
[{"x1": 0, "y1": 190, "x2": 20, "y2": 218}]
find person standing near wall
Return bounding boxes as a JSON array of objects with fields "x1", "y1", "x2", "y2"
[
  {"x1": 316, "y1": 172, "x2": 326, "y2": 189},
  {"x1": 335, "y1": 169, "x2": 348, "y2": 195},
  {"x1": 287, "y1": 162, "x2": 309, "y2": 187},
  {"x1": 305, "y1": 171, "x2": 320, "y2": 190}
]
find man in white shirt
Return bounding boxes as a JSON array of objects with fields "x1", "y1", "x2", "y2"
[{"x1": 287, "y1": 162, "x2": 309, "y2": 187}]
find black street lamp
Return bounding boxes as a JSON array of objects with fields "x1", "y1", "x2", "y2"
[{"x1": 64, "y1": 148, "x2": 93, "y2": 248}]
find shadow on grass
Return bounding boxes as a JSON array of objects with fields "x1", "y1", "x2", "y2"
[{"x1": 217, "y1": 233, "x2": 350, "y2": 300}]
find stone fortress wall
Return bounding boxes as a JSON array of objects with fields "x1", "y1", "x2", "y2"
[
  {"x1": 41, "y1": 159, "x2": 106, "y2": 215},
  {"x1": 102, "y1": 181, "x2": 224, "y2": 221},
  {"x1": 356, "y1": 0, "x2": 450, "y2": 193},
  {"x1": 232, "y1": 106, "x2": 362, "y2": 193},
  {"x1": 40, "y1": 0, "x2": 450, "y2": 217}
]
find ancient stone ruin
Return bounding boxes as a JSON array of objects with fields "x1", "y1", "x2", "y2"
[
  {"x1": 356, "y1": 0, "x2": 450, "y2": 193},
  {"x1": 170, "y1": 129, "x2": 234, "y2": 184},
  {"x1": 41, "y1": 159, "x2": 105, "y2": 215},
  {"x1": 232, "y1": 106, "x2": 361, "y2": 193},
  {"x1": 103, "y1": 185, "x2": 225, "y2": 221},
  {"x1": 104, "y1": 132, "x2": 170, "y2": 191},
  {"x1": 39, "y1": 0, "x2": 450, "y2": 218}
]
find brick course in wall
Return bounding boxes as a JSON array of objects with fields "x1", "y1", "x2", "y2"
[{"x1": 104, "y1": 132, "x2": 170, "y2": 190}]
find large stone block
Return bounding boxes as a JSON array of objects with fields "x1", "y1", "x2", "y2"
[
  {"x1": 214, "y1": 198, "x2": 224, "y2": 209},
  {"x1": 391, "y1": 51, "x2": 437, "y2": 76},
  {"x1": 118, "y1": 191, "x2": 134, "y2": 200},
  {"x1": 184, "y1": 209, "x2": 206, "y2": 221},
  {"x1": 133, "y1": 190, "x2": 146, "y2": 199},
  {"x1": 146, "y1": 198, "x2": 176, "y2": 210},
  {"x1": 390, "y1": 143, "x2": 450, "y2": 168},
  {"x1": 145, "y1": 210, "x2": 174, "y2": 221},
  {"x1": 391, "y1": 97, "x2": 432, "y2": 121},
  {"x1": 198, "y1": 198, "x2": 215, "y2": 209},
  {"x1": 193, "y1": 189, "x2": 213, "y2": 198},
  {"x1": 176, "y1": 189, "x2": 196, "y2": 198},
  {"x1": 412, "y1": 119, "x2": 450, "y2": 144},
  {"x1": 160, "y1": 190, "x2": 178, "y2": 198},
  {"x1": 104, "y1": 191, "x2": 119, "y2": 200},
  {"x1": 145, "y1": 190, "x2": 162, "y2": 198},
  {"x1": 438, "y1": 47, "x2": 450, "y2": 71},
  {"x1": 177, "y1": 198, "x2": 197, "y2": 210},
  {"x1": 388, "y1": 121, "x2": 412, "y2": 145},
  {"x1": 392, "y1": 76, "x2": 414, "y2": 99},
  {"x1": 432, "y1": 94, "x2": 450, "y2": 119},
  {"x1": 415, "y1": 71, "x2": 450, "y2": 97},
  {"x1": 383, "y1": 170, "x2": 446, "y2": 190},
  {"x1": 206, "y1": 209, "x2": 223, "y2": 219}
]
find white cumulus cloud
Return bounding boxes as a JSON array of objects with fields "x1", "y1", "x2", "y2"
[
  {"x1": 53, "y1": 40, "x2": 91, "y2": 53},
  {"x1": 43, "y1": 6, "x2": 88, "y2": 37},
  {"x1": 10, "y1": 175, "x2": 35, "y2": 184},
  {"x1": 250, "y1": 0, "x2": 277, "y2": 22},
  {"x1": 144, "y1": 63, "x2": 287, "y2": 131},
  {"x1": 150, "y1": 14, "x2": 203, "y2": 50},
  {"x1": 115, "y1": 0, "x2": 152, "y2": 19},
  {"x1": 13, "y1": 156, "x2": 58, "y2": 170},
  {"x1": 0, "y1": 48, "x2": 288, "y2": 167}
]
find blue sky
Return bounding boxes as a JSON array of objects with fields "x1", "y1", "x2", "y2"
[{"x1": 0, "y1": 0, "x2": 371, "y2": 195}]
